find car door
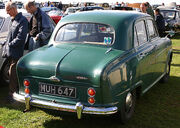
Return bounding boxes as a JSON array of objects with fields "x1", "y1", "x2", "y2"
[
  {"x1": 146, "y1": 19, "x2": 169, "y2": 81},
  {"x1": 134, "y1": 19, "x2": 155, "y2": 93}
]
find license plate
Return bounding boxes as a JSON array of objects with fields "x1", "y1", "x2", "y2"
[{"x1": 39, "y1": 82, "x2": 76, "y2": 98}]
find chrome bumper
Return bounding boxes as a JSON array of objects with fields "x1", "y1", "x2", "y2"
[{"x1": 13, "y1": 93, "x2": 118, "y2": 119}]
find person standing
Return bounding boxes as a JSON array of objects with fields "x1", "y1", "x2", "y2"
[
  {"x1": 1, "y1": 2, "x2": 28, "y2": 101},
  {"x1": 80, "y1": 3, "x2": 88, "y2": 11},
  {"x1": 155, "y1": 8, "x2": 165, "y2": 37},
  {"x1": 146, "y1": 2, "x2": 155, "y2": 19},
  {"x1": 58, "y1": 1, "x2": 63, "y2": 10},
  {"x1": 24, "y1": 1, "x2": 53, "y2": 51},
  {"x1": 140, "y1": 3, "x2": 147, "y2": 13}
]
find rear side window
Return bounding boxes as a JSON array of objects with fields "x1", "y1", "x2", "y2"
[
  {"x1": 147, "y1": 19, "x2": 158, "y2": 39},
  {"x1": 134, "y1": 20, "x2": 147, "y2": 45},
  {"x1": 55, "y1": 23, "x2": 115, "y2": 45}
]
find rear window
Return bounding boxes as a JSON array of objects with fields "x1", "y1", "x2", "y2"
[{"x1": 55, "y1": 23, "x2": 115, "y2": 45}]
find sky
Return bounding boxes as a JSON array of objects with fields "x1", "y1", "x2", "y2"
[{"x1": 4, "y1": 0, "x2": 180, "y2": 5}]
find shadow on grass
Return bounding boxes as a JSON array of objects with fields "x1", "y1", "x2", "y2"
[
  {"x1": 0, "y1": 86, "x2": 37, "y2": 113},
  {"x1": 171, "y1": 64, "x2": 180, "y2": 67},
  {"x1": 42, "y1": 112, "x2": 123, "y2": 128},
  {"x1": 171, "y1": 33, "x2": 180, "y2": 39},
  {"x1": 173, "y1": 49, "x2": 180, "y2": 54}
]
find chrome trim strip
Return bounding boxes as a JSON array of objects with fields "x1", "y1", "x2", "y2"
[
  {"x1": 13, "y1": 93, "x2": 118, "y2": 115},
  {"x1": 49, "y1": 76, "x2": 61, "y2": 82}
]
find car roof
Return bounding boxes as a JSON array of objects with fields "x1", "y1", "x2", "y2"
[
  {"x1": 53, "y1": 10, "x2": 151, "y2": 50},
  {"x1": 60, "y1": 10, "x2": 148, "y2": 26}
]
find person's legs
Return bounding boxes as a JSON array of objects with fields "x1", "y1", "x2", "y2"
[
  {"x1": 28, "y1": 37, "x2": 34, "y2": 52},
  {"x1": 9, "y1": 59, "x2": 18, "y2": 97}
]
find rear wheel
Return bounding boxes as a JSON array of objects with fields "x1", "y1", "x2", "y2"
[{"x1": 115, "y1": 90, "x2": 136, "y2": 124}]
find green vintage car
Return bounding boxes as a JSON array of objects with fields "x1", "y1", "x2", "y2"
[{"x1": 13, "y1": 11, "x2": 173, "y2": 123}]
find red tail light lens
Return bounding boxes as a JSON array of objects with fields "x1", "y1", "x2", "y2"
[
  {"x1": 24, "y1": 80, "x2": 30, "y2": 86},
  {"x1": 25, "y1": 88, "x2": 30, "y2": 94},
  {"x1": 88, "y1": 97, "x2": 95, "y2": 105},
  {"x1": 88, "y1": 88, "x2": 96, "y2": 97}
]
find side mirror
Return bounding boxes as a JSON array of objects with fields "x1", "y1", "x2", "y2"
[{"x1": 165, "y1": 30, "x2": 175, "y2": 38}]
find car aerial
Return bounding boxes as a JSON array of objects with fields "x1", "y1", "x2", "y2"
[
  {"x1": 158, "y1": 8, "x2": 180, "y2": 31},
  {"x1": 13, "y1": 10, "x2": 173, "y2": 123},
  {"x1": 0, "y1": 9, "x2": 56, "y2": 86}
]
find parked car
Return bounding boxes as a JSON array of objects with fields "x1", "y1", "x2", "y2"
[
  {"x1": 0, "y1": 9, "x2": 56, "y2": 86},
  {"x1": 16, "y1": 2, "x2": 23, "y2": 9},
  {"x1": 98, "y1": 3, "x2": 110, "y2": 10},
  {"x1": 112, "y1": 6, "x2": 133, "y2": 10},
  {"x1": 48, "y1": 10, "x2": 63, "y2": 24},
  {"x1": 0, "y1": 2, "x2": 5, "y2": 9},
  {"x1": 80, "y1": 6, "x2": 104, "y2": 11},
  {"x1": 177, "y1": 5, "x2": 180, "y2": 10},
  {"x1": 13, "y1": 11, "x2": 173, "y2": 123},
  {"x1": 41, "y1": 7, "x2": 60, "y2": 13},
  {"x1": 63, "y1": 7, "x2": 81, "y2": 17},
  {"x1": 158, "y1": 8, "x2": 180, "y2": 31}
]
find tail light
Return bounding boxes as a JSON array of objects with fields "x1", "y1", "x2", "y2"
[
  {"x1": 87, "y1": 88, "x2": 96, "y2": 105},
  {"x1": 24, "y1": 79, "x2": 30, "y2": 94},
  {"x1": 25, "y1": 88, "x2": 30, "y2": 94},
  {"x1": 88, "y1": 88, "x2": 96, "y2": 97},
  {"x1": 88, "y1": 97, "x2": 95, "y2": 105},
  {"x1": 24, "y1": 79, "x2": 30, "y2": 86}
]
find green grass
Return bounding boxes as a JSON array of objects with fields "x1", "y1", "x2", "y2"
[{"x1": 0, "y1": 36, "x2": 180, "y2": 128}]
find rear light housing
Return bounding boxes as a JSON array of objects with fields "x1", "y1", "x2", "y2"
[
  {"x1": 87, "y1": 88, "x2": 96, "y2": 105},
  {"x1": 87, "y1": 88, "x2": 96, "y2": 97},
  {"x1": 25, "y1": 88, "x2": 30, "y2": 94},
  {"x1": 24, "y1": 79, "x2": 30, "y2": 86},
  {"x1": 88, "y1": 97, "x2": 95, "y2": 105},
  {"x1": 24, "y1": 79, "x2": 30, "y2": 94}
]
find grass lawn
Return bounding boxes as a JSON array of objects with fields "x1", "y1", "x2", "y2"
[{"x1": 0, "y1": 35, "x2": 180, "y2": 128}]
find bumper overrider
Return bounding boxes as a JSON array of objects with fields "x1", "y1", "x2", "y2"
[{"x1": 13, "y1": 93, "x2": 118, "y2": 119}]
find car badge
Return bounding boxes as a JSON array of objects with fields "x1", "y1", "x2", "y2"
[
  {"x1": 76, "y1": 76, "x2": 88, "y2": 80},
  {"x1": 49, "y1": 76, "x2": 61, "y2": 82}
]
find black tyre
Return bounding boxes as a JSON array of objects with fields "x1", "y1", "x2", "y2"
[
  {"x1": 160, "y1": 61, "x2": 170, "y2": 83},
  {"x1": 0, "y1": 60, "x2": 10, "y2": 86},
  {"x1": 119, "y1": 90, "x2": 136, "y2": 124}
]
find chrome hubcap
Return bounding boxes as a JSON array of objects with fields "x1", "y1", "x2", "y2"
[{"x1": 125, "y1": 92, "x2": 133, "y2": 112}]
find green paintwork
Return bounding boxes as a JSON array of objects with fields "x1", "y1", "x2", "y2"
[{"x1": 17, "y1": 10, "x2": 172, "y2": 111}]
